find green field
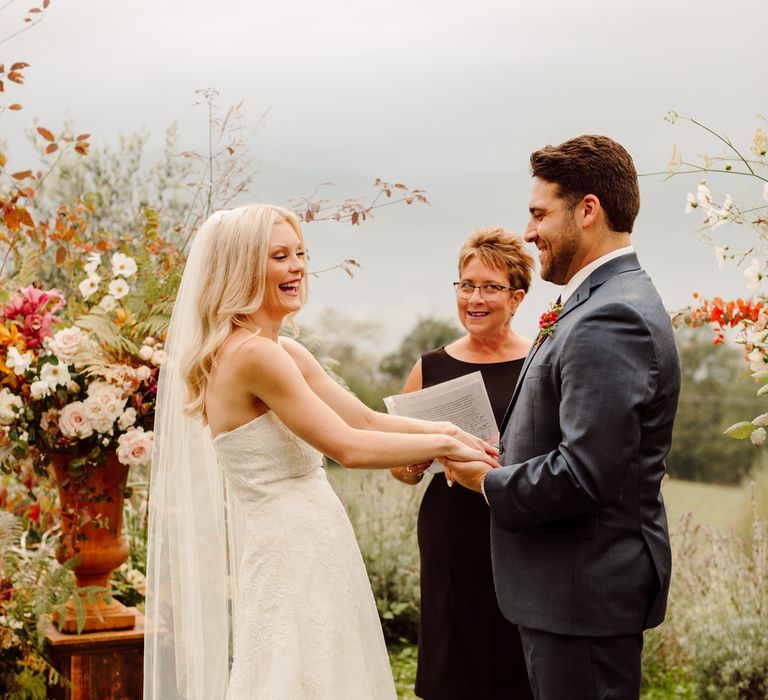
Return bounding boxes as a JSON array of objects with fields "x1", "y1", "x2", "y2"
[{"x1": 662, "y1": 476, "x2": 749, "y2": 532}]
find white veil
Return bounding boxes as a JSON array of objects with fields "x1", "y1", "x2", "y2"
[{"x1": 144, "y1": 211, "x2": 245, "y2": 699}]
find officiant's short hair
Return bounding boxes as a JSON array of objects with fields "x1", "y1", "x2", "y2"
[
  {"x1": 530, "y1": 135, "x2": 640, "y2": 234},
  {"x1": 459, "y1": 227, "x2": 534, "y2": 293}
]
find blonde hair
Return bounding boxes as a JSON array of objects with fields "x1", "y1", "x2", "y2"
[
  {"x1": 458, "y1": 227, "x2": 534, "y2": 292},
  {"x1": 182, "y1": 204, "x2": 306, "y2": 419}
]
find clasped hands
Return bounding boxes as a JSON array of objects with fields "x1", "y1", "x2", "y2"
[
  {"x1": 396, "y1": 424, "x2": 500, "y2": 492},
  {"x1": 438, "y1": 424, "x2": 500, "y2": 493}
]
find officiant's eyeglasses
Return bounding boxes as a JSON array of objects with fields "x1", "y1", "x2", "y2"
[{"x1": 453, "y1": 281, "x2": 516, "y2": 300}]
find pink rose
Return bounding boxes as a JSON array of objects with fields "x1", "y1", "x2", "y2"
[
  {"x1": 58, "y1": 402, "x2": 94, "y2": 439},
  {"x1": 116, "y1": 428, "x2": 154, "y2": 468}
]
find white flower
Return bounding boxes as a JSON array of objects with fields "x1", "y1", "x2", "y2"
[
  {"x1": 714, "y1": 246, "x2": 726, "y2": 270},
  {"x1": 118, "y1": 407, "x2": 137, "y2": 430},
  {"x1": 696, "y1": 181, "x2": 712, "y2": 207},
  {"x1": 748, "y1": 348, "x2": 766, "y2": 373},
  {"x1": 58, "y1": 402, "x2": 94, "y2": 438},
  {"x1": 108, "y1": 278, "x2": 130, "y2": 300},
  {"x1": 722, "y1": 194, "x2": 733, "y2": 213},
  {"x1": 150, "y1": 349, "x2": 167, "y2": 366},
  {"x1": 117, "y1": 428, "x2": 154, "y2": 468},
  {"x1": 5, "y1": 347, "x2": 33, "y2": 376},
  {"x1": 41, "y1": 362, "x2": 71, "y2": 388},
  {"x1": 135, "y1": 365, "x2": 152, "y2": 382},
  {"x1": 684, "y1": 192, "x2": 697, "y2": 213},
  {"x1": 751, "y1": 427, "x2": 767, "y2": 447},
  {"x1": 111, "y1": 253, "x2": 137, "y2": 278},
  {"x1": 78, "y1": 277, "x2": 100, "y2": 300},
  {"x1": 99, "y1": 294, "x2": 117, "y2": 311},
  {"x1": 0, "y1": 388, "x2": 23, "y2": 425},
  {"x1": 30, "y1": 380, "x2": 52, "y2": 400},
  {"x1": 752, "y1": 413, "x2": 768, "y2": 428},
  {"x1": 50, "y1": 327, "x2": 85, "y2": 364},
  {"x1": 745, "y1": 259, "x2": 762, "y2": 290},
  {"x1": 18, "y1": 431, "x2": 28, "y2": 442},
  {"x1": 138, "y1": 345, "x2": 154, "y2": 361},
  {"x1": 84, "y1": 252, "x2": 101, "y2": 277}
]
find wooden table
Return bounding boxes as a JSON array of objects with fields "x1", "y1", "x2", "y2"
[{"x1": 45, "y1": 609, "x2": 144, "y2": 700}]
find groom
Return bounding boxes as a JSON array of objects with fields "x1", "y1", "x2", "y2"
[{"x1": 443, "y1": 135, "x2": 680, "y2": 699}]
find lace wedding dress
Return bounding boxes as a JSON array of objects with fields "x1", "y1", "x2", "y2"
[{"x1": 212, "y1": 410, "x2": 397, "y2": 700}]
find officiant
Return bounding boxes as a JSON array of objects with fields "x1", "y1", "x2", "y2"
[{"x1": 391, "y1": 227, "x2": 535, "y2": 700}]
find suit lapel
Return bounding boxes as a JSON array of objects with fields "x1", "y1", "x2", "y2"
[{"x1": 499, "y1": 253, "x2": 641, "y2": 436}]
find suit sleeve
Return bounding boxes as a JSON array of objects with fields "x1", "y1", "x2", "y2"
[{"x1": 485, "y1": 301, "x2": 656, "y2": 531}]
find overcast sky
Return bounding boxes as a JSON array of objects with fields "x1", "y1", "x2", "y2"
[{"x1": 4, "y1": 0, "x2": 767, "y2": 350}]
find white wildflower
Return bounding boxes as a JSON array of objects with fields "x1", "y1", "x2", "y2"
[
  {"x1": 99, "y1": 294, "x2": 117, "y2": 311},
  {"x1": 0, "y1": 388, "x2": 23, "y2": 425},
  {"x1": 748, "y1": 348, "x2": 766, "y2": 373},
  {"x1": 684, "y1": 192, "x2": 697, "y2": 213},
  {"x1": 5, "y1": 347, "x2": 33, "y2": 376},
  {"x1": 138, "y1": 345, "x2": 154, "y2": 361},
  {"x1": 745, "y1": 259, "x2": 762, "y2": 291},
  {"x1": 750, "y1": 427, "x2": 767, "y2": 446},
  {"x1": 41, "y1": 362, "x2": 71, "y2": 388},
  {"x1": 150, "y1": 349, "x2": 167, "y2": 366},
  {"x1": 696, "y1": 181, "x2": 712, "y2": 207},
  {"x1": 78, "y1": 277, "x2": 100, "y2": 300},
  {"x1": 18, "y1": 431, "x2": 28, "y2": 442},
  {"x1": 111, "y1": 253, "x2": 137, "y2": 278},
  {"x1": 30, "y1": 380, "x2": 52, "y2": 400},
  {"x1": 84, "y1": 252, "x2": 101, "y2": 277},
  {"x1": 108, "y1": 278, "x2": 130, "y2": 300},
  {"x1": 714, "y1": 246, "x2": 726, "y2": 270}
]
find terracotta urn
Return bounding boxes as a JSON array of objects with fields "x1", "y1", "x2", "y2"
[{"x1": 49, "y1": 450, "x2": 136, "y2": 633}]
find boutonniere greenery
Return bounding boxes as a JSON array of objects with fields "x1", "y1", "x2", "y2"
[{"x1": 537, "y1": 300, "x2": 563, "y2": 344}]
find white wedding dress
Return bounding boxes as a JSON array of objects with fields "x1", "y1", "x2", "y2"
[{"x1": 212, "y1": 410, "x2": 397, "y2": 700}]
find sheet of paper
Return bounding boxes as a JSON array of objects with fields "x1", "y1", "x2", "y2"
[{"x1": 383, "y1": 371, "x2": 498, "y2": 474}]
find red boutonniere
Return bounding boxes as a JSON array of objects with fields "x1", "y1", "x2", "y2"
[{"x1": 536, "y1": 300, "x2": 563, "y2": 346}]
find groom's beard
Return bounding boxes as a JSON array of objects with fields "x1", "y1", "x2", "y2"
[{"x1": 541, "y1": 216, "x2": 581, "y2": 286}]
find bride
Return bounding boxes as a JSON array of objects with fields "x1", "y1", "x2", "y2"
[{"x1": 143, "y1": 205, "x2": 498, "y2": 699}]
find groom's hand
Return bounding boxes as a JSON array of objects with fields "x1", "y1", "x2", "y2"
[{"x1": 440, "y1": 457, "x2": 495, "y2": 494}]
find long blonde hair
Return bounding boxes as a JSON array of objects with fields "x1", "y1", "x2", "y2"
[{"x1": 181, "y1": 204, "x2": 306, "y2": 419}]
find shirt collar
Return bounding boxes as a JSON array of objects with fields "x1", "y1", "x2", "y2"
[{"x1": 560, "y1": 246, "x2": 635, "y2": 305}]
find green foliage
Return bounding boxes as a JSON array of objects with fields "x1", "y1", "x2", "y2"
[
  {"x1": 326, "y1": 467, "x2": 423, "y2": 642},
  {"x1": 380, "y1": 316, "x2": 462, "y2": 383},
  {"x1": 668, "y1": 328, "x2": 761, "y2": 484},
  {"x1": 0, "y1": 511, "x2": 74, "y2": 697},
  {"x1": 643, "y1": 507, "x2": 768, "y2": 700},
  {"x1": 388, "y1": 643, "x2": 419, "y2": 700}
]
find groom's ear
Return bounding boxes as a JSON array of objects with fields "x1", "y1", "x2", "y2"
[{"x1": 579, "y1": 194, "x2": 601, "y2": 230}]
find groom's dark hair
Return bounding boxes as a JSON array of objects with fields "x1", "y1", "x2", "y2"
[{"x1": 530, "y1": 135, "x2": 640, "y2": 234}]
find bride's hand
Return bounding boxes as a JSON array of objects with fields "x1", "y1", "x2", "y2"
[
  {"x1": 438, "y1": 422, "x2": 499, "y2": 460},
  {"x1": 443, "y1": 439, "x2": 500, "y2": 468}
]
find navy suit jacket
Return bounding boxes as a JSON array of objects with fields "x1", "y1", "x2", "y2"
[{"x1": 485, "y1": 253, "x2": 680, "y2": 636}]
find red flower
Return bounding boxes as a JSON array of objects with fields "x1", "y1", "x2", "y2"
[{"x1": 537, "y1": 300, "x2": 563, "y2": 345}]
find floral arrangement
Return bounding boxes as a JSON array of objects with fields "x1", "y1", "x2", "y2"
[
  {"x1": 0, "y1": 251, "x2": 164, "y2": 477},
  {"x1": 667, "y1": 113, "x2": 768, "y2": 448}
]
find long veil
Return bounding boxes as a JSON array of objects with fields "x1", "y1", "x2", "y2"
[{"x1": 144, "y1": 211, "x2": 244, "y2": 699}]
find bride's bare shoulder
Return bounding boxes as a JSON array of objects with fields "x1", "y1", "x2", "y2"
[{"x1": 221, "y1": 333, "x2": 292, "y2": 378}]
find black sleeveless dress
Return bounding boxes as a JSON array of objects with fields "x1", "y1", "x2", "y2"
[{"x1": 415, "y1": 348, "x2": 533, "y2": 700}]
